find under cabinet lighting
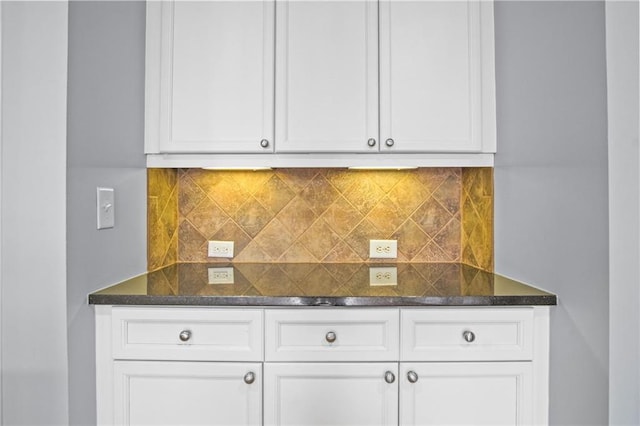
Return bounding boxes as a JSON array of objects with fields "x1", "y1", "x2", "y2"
[
  {"x1": 348, "y1": 166, "x2": 418, "y2": 170},
  {"x1": 201, "y1": 167, "x2": 272, "y2": 171}
]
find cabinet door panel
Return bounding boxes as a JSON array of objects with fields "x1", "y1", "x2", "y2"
[
  {"x1": 149, "y1": 1, "x2": 274, "y2": 153},
  {"x1": 114, "y1": 361, "x2": 262, "y2": 425},
  {"x1": 264, "y1": 363, "x2": 398, "y2": 426},
  {"x1": 275, "y1": 1, "x2": 378, "y2": 152},
  {"x1": 380, "y1": 1, "x2": 488, "y2": 152},
  {"x1": 400, "y1": 362, "x2": 533, "y2": 425}
]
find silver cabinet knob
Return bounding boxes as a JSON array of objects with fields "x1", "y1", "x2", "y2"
[
  {"x1": 384, "y1": 371, "x2": 396, "y2": 384},
  {"x1": 463, "y1": 330, "x2": 476, "y2": 343},
  {"x1": 385, "y1": 138, "x2": 395, "y2": 147},
  {"x1": 179, "y1": 330, "x2": 192, "y2": 342},
  {"x1": 260, "y1": 139, "x2": 269, "y2": 148},
  {"x1": 244, "y1": 371, "x2": 256, "y2": 385},
  {"x1": 367, "y1": 138, "x2": 376, "y2": 147},
  {"x1": 407, "y1": 371, "x2": 419, "y2": 383},
  {"x1": 325, "y1": 331, "x2": 337, "y2": 343}
]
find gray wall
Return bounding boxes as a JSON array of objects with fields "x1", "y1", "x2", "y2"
[
  {"x1": 605, "y1": 1, "x2": 640, "y2": 424},
  {"x1": 494, "y1": 2, "x2": 609, "y2": 425},
  {"x1": 66, "y1": 2, "x2": 147, "y2": 424},
  {"x1": 65, "y1": 3, "x2": 613, "y2": 425},
  {"x1": 1, "y1": 2, "x2": 70, "y2": 424}
]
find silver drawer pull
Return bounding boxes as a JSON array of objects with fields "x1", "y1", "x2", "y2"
[
  {"x1": 462, "y1": 330, "x2": 475, "y2": 343},
  {"x1": 325, "y1": 331, "x2": 337, "y2": 343},
  {"x1": 244, "y1": 372, "x2": 256, "y2": 385},
  {"x1": 384, "y1": 371, "x2": 395, "y2": 384},
  {"x1": 407, "y1": 371, "x2": 419, "y2": 383},
  {"x1": 260, "y1": 139, "x2": 269, "y2": 148},
  {"x1": 179, "y1": 330, "x2": 192, "y2": 342}
]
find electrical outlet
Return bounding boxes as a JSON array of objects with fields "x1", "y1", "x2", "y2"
[
  {"x1": 369, "y1": 239, "x2": 398, "y2": 259},
  {"x1": 208, "y1": 267, "x2": 234, "y2": 284},
  {"x1": 208, "y1": 241, "x2": 234, "y2": 258},
  {"x1": 369, "y1": 267, "x2": 398, "y2": 286}
]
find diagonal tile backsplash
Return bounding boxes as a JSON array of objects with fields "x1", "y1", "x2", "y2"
[
  {"x1": 148, "y1": 167, "x2": 493, "y2": 272},
  {"x1": 147, "y1": 168, "x2": 178, "y2": 271},
  {"x1": 461, "y1": 167, "x2": 494, "y2": 271}
]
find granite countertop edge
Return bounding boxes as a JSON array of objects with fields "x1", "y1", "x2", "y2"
[{"x1": 89, "y1": 294, "x2": 557, "y2": 307}]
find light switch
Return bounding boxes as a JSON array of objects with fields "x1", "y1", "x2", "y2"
[{"x1": 97, "y1": 187, "x2": 115, "y2": 230}]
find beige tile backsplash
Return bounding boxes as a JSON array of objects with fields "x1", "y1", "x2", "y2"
[{"x1": 148, "y1": 167, "x2": 493, "y2": 271}]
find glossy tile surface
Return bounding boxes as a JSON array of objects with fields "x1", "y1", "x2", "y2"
[
  {"x1": 90, "y1": 263, "x2": 556, "y2": 306},
  {"x1": 147, "y1": 168, "x2": 495, "y2": 271},
  {"x1": 461, "y1": 167, "x2": 494, "y2": 270},
  {"x1": 148, "y1": 169, "x2": 178, "y2": 271}
]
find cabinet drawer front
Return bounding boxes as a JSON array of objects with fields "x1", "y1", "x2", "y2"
[
  {"x1": 401, "y1": 308, "x2": 534, "y2": 361},
  {"x1": 112, "y1": 307, "x2": 263, "y2": 361},
  {"x1": 265, "y1": 309, "x2": 399, "y2": 361}
]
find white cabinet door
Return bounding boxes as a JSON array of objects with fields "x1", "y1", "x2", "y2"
[
  {"x1": 114, "y1": 361, "x2": 262, "y2": 426},
  {"x1": 400, "y1": 362, "x2": 533, "y2": 426},
  {"x1": 146, "y1": 1, "x2": 275, "y2": 153},
  {"x1": 275, "y1": 1, "x2": 378, "y2": 153},
  {"x1": 264, "y1": 363, "x2": 398, "y2": 426},
  {"x1": 379, "y1": 1, "x2": 495, "y2": 153}
]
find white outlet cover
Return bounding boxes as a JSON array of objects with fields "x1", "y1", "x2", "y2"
[
  {"x1": 369, "y1": 267, "x2": 398, "y2": 286},
  {"x1": 369, "y1": 239, "x2": 398, "y2": 259},
  {"x1": 96, "y1": 187, "x2": 115, "y2": 230},
  {"x1": 208, "y1": 267, "x2": 234, "y2": 285},
  {"x1": 208, "y1": 241, "x2": 234, "y2": 258}
]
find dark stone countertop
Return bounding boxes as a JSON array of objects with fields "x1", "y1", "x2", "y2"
[{"x1": 88, "y1": 263, "x2": 557, "y2": 307}]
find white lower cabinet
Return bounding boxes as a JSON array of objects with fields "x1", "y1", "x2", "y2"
[
  {"x1": 95, "y1": 306, "x2": 549, "y2": 425},
  {"x1": 113, "y1": 361, "x2": 262, "y2": 426},
  {"x1": 399, "y1": 362, "x2": 533, "y2": 426},
  {"x1": 264, "y1": 363, "x2": 398, "y2": 426}
]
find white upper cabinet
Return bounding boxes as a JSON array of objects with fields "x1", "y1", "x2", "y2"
[
  {"x1": 275, "y1": 1, "x2": 379, "y2": 153},
  {"x1": 145, "y1": 1, "x2": 275, "y2": 153},
  {"x1": 379, "y1": 0, "x2": 495, "y2": 153},
  {"x1": 145, "y1": 0, "x2": 496, "y2": 164}
]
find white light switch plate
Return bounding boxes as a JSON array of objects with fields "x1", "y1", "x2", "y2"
[{"x1": 96, "y1": 187, "x2": 115, "y2": 230}]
